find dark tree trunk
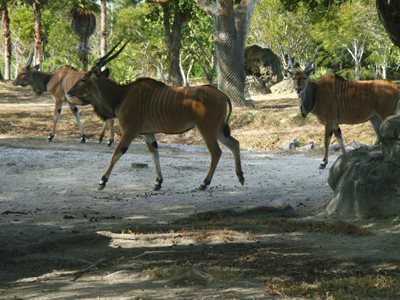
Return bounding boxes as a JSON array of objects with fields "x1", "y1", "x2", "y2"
[
  {"x1": 377, "y1": 0, "x2": 400, "y2": 49},
  {"x1": 162, "y1": 3, "x2": 185, "y2": 86},
  {"x1": 213, "y1": 10, "x2": 247, "y2": 106},
  {"x1": 79, "y1": 35, "x2": 89, "y2": 71},
  {"x1": 33, "y1": 1, "x2": 42, "y2": 65},
  {"x1": 195, "y1": 0, "x2": 257, "y2": 107},
  {"x1": 2, "y1": 5, "x2": 11, "y2": 80}
]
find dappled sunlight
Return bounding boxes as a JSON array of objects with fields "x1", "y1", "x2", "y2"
[{"x1": 97, "y1": 229, "x2": 257, "y2": 249}]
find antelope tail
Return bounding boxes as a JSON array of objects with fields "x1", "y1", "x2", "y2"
[{"x1": 223, "y1": 96, "x2": 233, "y2": 137}]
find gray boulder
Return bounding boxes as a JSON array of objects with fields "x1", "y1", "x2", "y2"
[
  {"x1": 381, "y1": 115, "x2": 400, "y2": 165},
  {"x1": 244, "y1": 45, "x2": 283, "y2": 93},
  {"x1": 326, "y1": 115, "x2": 400, "y2": 219}
]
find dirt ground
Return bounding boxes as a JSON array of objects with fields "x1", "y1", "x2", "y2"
[{"x1": 0, "y1": 82, "x2": 400, "y2": 299}]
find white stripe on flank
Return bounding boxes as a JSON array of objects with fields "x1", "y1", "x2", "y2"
[
  {"x1": 160, "y1": 87, "x2": 170, "y2": 129},
  {"x1": 152, "y1": 87, "x2": 162, "y2": 129},
  {"x1": 158, "y1": 87, "x2": 167, "y2": 128}
]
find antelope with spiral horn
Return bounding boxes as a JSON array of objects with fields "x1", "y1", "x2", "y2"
[
  {"x1": 288, "y1": 49, "x2": 400, "y2": 169},
  {"x1": 13, "y1": 47, "x2": 115, "y2": 145},
  {"x1": 68, "y1": 40, "x2": 245, "y2": 191}
]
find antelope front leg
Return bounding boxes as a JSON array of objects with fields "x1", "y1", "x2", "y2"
[
  {"x1": 49, "y1": 98, "x2": 62, "y2": 141},
  {"x1": 144, "y1": 133, "x2": 163, "y2": 191},
  {"x1": 320, "y1": 124, "x2": 333, "y2": 169},
  {"x1": 98, "y1": 119, "x2": 114, "y2": 146},
  {"x1": 98, "y1": 121, "x2": 108, "y2": 144},
  {"x1": 99, "y1": 133, "x2": 135, "y2": 190},
  {"x1": 69, "y1": 104, "x2": 86, "y2": 143}
]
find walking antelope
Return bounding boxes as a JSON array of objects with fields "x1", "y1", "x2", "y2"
[
  {"x1": 12, "y1": 50, "x2": 115, "y2": 145},
  {"x1": 68, "y1": 41, "x2": 245, "y2": 191},
  {"x1": 288, "y1": 53, "x2": 400, "y2": 168}
]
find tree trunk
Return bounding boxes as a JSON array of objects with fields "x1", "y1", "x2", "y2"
[
  {"x1": 100, "y1": 0, "x2": 107, "y2": 57},
  {"x1": 195, "y1": 0, "x2": 256, "y2": 107},
  {"x1": 33, "y1": 1, "x2": 42, "y2": 65},
  {"x1": 162, "y1": 4, "x2": 184, "y2": 86},
  {"x1": 79, "y1": 35, "x2": 89, "y2": 71},
  {"x1": 382, "y1": 64, "x2": 387, "y2": 79},
  {"x1": 2, "y1": 5, "x2": 11, "y2": 80}
]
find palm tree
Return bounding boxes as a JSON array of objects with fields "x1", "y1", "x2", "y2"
[
  {"x1": 70, "y1": 0, "x2": 99, "y2": 71},
  {"x1": 23, "y1": 0, "x2": 48, "y2": 66}
]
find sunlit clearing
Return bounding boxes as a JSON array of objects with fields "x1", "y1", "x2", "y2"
[{"x1": 97, "y1": 230, "x2": 259, "y2": 249}]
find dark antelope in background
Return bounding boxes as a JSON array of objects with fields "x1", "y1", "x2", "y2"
[
  {"x1": 68, "y1": 41, "x2": 245, "y2": 191},
  {"x1": 288, "y1": 51, "x2": 400, "y2": 169},
  {"x1": 12, "y1": 49, "x2": 115, "y2": 145}
]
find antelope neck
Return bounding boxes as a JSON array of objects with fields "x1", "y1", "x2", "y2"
[
  {"x1": 31, "y1": 71, "x2": 52, "y2": 94},
  {"x1": 92, "y1": 78, "x2": 129, "y2": 118}
]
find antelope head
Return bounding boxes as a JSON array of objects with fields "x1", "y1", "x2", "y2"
[
  {"x1": 287, "y1": 48, "x2": 318, "y2": 97},
  {"x1": 13, "y1": 47, "x2": 39, "y2": 87},
  {"x1": 68, "y1": 40, "x2": 128, "y2": 104}
]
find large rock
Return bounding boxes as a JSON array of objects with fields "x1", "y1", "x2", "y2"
[
  {"x1": 381, "y1": 115, "x2": 400, "y2": 165},
  {"x1": 326, "y1": 115, "x2": 400, "y2": 219},
  {"x1": 270, "y1": 79, "x2": 295, "y2": 94},
  {"x1": 244, "y1": 45, "x2": 283, "y2": 93}
]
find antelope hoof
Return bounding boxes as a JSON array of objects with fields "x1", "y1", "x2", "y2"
[
  {"x1": 98, "y1": 176, "x2": 108, "y2": 190},
  {"x1": 48, "y1": 133, "x2": 55, "y2": 142},
  {"x1": 153, "y1": 178, "x2": 163, "y2": 191},
  {"x1": 81, "y1": 135, "x2": 86, "y2": 143},
  {"x1": 237, "y1": 172, "x2": 245, "y2": 186},
  {"x1": 198, "y1": 184, "x2": 208, "y2": 191},
  {"x1": 107, "y1": 139, "x2": 114, "y2": 147},
  {"x1": 319, "y1": 162, "x2": 327, "y2": 169}
]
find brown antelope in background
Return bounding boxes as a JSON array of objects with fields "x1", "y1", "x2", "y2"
[
  {"x1": 68, "y1": 41, "x2": 245, "y2": 191},
  {"x1": 288, "y1": 51, "x2": 400, "y2": 168},
  {"x1": 12, "y1": 49, "x2": 115, "y2": 145}
]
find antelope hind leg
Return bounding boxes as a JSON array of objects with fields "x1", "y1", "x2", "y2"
[
  {"x1": 369, "y1": 115, "x2": 382, "y2": 145},
  {"x1": 217, "y1": 128, "x2": 245, "y2": 185},
  {"x1": 144, "y1": 133, "x2": 163, "y2": 191},
  {"x1": 333, "y1": 126, "x2": 346, "y2": 155},
  {"x1": 49, "y1": 99, "x2": 62, "y2": 141},
  {"x1": 68, "y1": 104, "x2": 86, "y2": 143},
  {"x1": 199, "y1": 138, "x2": 222, "y2": 191}
]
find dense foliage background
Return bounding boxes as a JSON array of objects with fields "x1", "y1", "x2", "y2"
[{"x1": 1, "y1": 0, "x2": 398, "y2": 84}]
